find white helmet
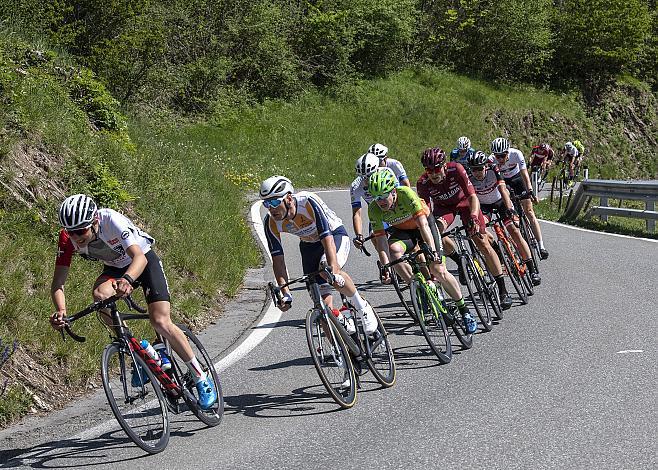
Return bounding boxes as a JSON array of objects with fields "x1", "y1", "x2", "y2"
[
  {"x1": 355, "y1": 152, "x2": 380, "y2": 177},
  {"x1": 368, "y1": 143, "x2": 388, "y2": 160},
  {"x1": 491, "y1": 137, "x2": 510, "y2": 154},
  {"x1": 457, "y1": 136, "x2": 471, "y2": 150},
  {"x1": 564, "y1": 141, "x2": 577, "y2": 156},
  {"x1": 58, "y1": 194, "x2": 98, "y2": 230},
  {"x1": 259, "y1": 176, "x2": 294, "y2": 200}
]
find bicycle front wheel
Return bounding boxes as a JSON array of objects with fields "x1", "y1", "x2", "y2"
[
  {"x1": 498, "y1": 240, "x2": 528, "y2": 305},
  {"x1": 410, "y1": 279, "x2": 452, "y2": 364},
  {"x1": 168, "y1": 324, "x2": 224, "y2": 426},
  {"x1": 306, "y1": 308, "x2": 357, "y2": 408},
  {"x1": 460, "y1": 256, "x2": 493, "y2": 332},
  {"x1": 364, "y1": 309, "x2": 396, "y2": 387},
  {"x1": 101, "y1": 342, "x2": 169, "y2": 454}
]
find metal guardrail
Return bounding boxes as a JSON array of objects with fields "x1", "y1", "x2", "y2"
[{"x1": 562, "y1": 179, "x2": 658, "y2": 233}]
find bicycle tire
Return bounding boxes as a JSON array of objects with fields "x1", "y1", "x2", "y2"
[
  {"x1": 471, "y1": 246, "x2": 503, "y2": 321},
  {"x1": 168, "y1": 324, "x2": 224, "y2": 426},
  {"x1": 101, "y1": 342, "x2": 170, "y2": 454},
  {"x1": 507, "y1": 241, "x2": 534, "y2": 297},
  {"x1": 445, "y1": 300, "x2": 474, "y2": 349},
  {"x1": 520, "y1": 213, "x2": 542, "y2": 270},
  {"x1": 364, "y1": 309, "x2": 396, "y2": 387},
  {"x1": 460, "y1": 255, "x2": 493, "y2": 331},
  {"x1": 410, "y1": 279, "x2": 452, "y2": 364},
  {"x1": 305, "y1": 308, "x2": 357, "y2": 408},
  {"x1": 497, "y1": 240, "x2": 528, "y2": 305},
  {"x1": 390, "y1": 268, "x2": 416, "y2": 320}
]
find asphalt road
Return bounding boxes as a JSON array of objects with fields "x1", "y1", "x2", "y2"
[{"x1": 1, "y1": 189, "x2": 656, "y2": 469}]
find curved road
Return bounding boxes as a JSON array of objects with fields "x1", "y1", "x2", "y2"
[{"x1": 1, "y1": 189, "x2": 656, "y2": 469}]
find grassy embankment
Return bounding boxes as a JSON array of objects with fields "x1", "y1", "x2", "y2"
[{"x1": 1, "y1": 45, "x2": 655, "y2": 425}]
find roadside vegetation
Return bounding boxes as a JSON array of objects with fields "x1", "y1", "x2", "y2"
[{"x1": 1, "y1": 0, "x2": 657, "y2": 426}]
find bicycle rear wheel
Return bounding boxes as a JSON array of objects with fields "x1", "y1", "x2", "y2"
[
  {"x1": 364, "y1": 309, "x2": 396, "y2": 387},
  {"x1": 101, "y1": 342, "x2": 169, "y2": 454},
  {"x1": 445, "y1": 300, "x2": 473, "y2": 349},
  {"x1": 390, "y1": 268, "x2": 415, "y2": 320},
  {"x1": 520, "y1": 214, "x2": 542, "y2": 271},
  {"x1": 306, "y1": 308, "x2": 357, "y2": 408},
  {"x1": 168, "y1": 324, "x2": 224, "y2": 426},
  {"x1": 508, "y1": 241, "x2": 534, "y2": 297},
  {"x1": 410, "y1": 279, "x2": 452, "y2": 364},
  {"x1": 497, "y1": 240, "x2": 528, "y2": 305}
]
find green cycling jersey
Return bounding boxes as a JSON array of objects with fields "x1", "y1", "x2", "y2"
[{"x1": 368, "y1": 186, "x2": 430, "y2": 236}]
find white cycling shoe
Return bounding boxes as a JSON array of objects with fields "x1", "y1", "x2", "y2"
[{"x1": 357, "y1": 302, "x2": 378, "y2": 335}]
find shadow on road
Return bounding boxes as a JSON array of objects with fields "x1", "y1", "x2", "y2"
[{"x1": 0, "y1": 416, "x2": 216, "y2": 467}]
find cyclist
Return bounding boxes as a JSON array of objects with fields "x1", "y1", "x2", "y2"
[
  {"x1": 351, "y1": 152, "x2": 398, "y2": 253},
  {"x1": 572, "y1": 139, "x2": 585, "y2": 178},
  {"x1": 367, "y1": 169, "x2": 477, "y2": 334},
  {"x1": 466, "y1": 151, "x2": 541, "y2": 286},
  {"x1": 529, "y1": 143, "x2": 554, "y2": 176},
  {"x1": 260, "y1": 175, "x2": 378, "y2": 334},
  {"x1": 491, "y1": 137, "x2": 549, "y2": 260},
  {"x1": 367, "y1": 143, "x2": 411, "y2": 188},
  {"x1": 49, "y1": 194, "x2": 217, "y2": 409},
  {"x1": 450, "y1": 136, "x2": 475, "y2": 166},
  {"x1": 561, "y1": 141, "x2": 580, "y2": 183},
  {"x1": 417, "y1": 147, "x2": 513, "y2": 310}
]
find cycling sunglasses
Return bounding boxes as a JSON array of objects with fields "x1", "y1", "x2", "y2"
[
  {"x1": 470, "y1": 166, "x2": 486, "y2": 172},
  {"x1": 494, "y1": 152, "x2": 508, "y2": 159},
  {"x1": 66, "y1": 227, "x2": 91, "y2": 236},
  {"x1": 263, "y1": 197, "x2": 285, "y2": 209},
  {"x1": 425, "y1": 166, "x2": 445, "y2": 174}
]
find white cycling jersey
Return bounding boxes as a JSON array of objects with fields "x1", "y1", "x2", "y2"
[
  {"x1": 469, "y1": 166, "x2": 505, "y2": 205},
  {"x1": 56, "y1": 208, "x2": 154, "y2": 269},
  {"x1": 385, "y1": 158, "x2": 408, "y2": 182},
  {"x1": 498, "y1": 147, "x2": 527, "y2": 179}
]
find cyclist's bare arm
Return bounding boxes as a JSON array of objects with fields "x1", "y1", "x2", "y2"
[
  {"x1": 416, "y1": 214, "x2": 439, "y2": 255},
  {"x1": 374, "y1": 234, "x2": 390, "y2": 266},
  {"x1": 320, "y1": 234, "x2": 340, "y2": 273},
  {"x1": 50, "y1": 265, "x2": 70, "y2": 330},
  {"x1": 467, "y1": 193, "x2": 481, "y2": 218},
  {"x1": 499, "y1": 181, "x2": 514, "y2": 210},
  {"x1": 352, "y1": 207, "x2": 363, "y2": 237},
  {"x1": 272, "y1": 255, "x2": 290, "y2": 295},
  {"x1": 400, "y1": 178, "x2": 412, "y2": 188},
  {"x1": 112, "y1": 245, "x2": 148, "y2": 297}
]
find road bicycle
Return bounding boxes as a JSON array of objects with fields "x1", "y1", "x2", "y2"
[
  {"x1": 358, "y1": 232, "x2": 415, "y2": 320},
  {"x1": 382, "y1": 244, "x2": 468, "y2": 359},
  {"x1": 61, "y1": 294, "x2": 224, "y2": 454},
  {"x1": 486, "y1": 211, "x2": 531, "y2": 304},
  {"x1": 268, "y1": 265, "x2": 395, "y2": 409},
  {"x1": 444, "y1": 225, "x2": 502, "y2": 330},
  {"x1": 530, "y1": 164, "x2": 550, "y2": 193}
]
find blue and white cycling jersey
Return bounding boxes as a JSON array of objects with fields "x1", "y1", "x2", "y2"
[{"x1": 450, "y1": 147, "x2": 475, "y2": 166}]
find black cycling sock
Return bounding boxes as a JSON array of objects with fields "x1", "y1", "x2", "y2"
[
  {"x1": 524, "y1": 258, "x2": 536, "y2": 274},
  {"x1": 455, "y1": 297, "x2": 468, "y2": 313},
  {"x1": 494, "y1": 275, "x2": 508, "y2": 295}
]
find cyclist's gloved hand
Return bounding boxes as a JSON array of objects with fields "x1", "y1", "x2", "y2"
[
  {"x1": 50, "y1": 310, "x2": 67, "y2": 331},
  {"x1": 277, "y1": 292, "x2": 293, "y2": 311},
  {"x1": 353, "y1": 234, "x2": 364, "y2": 249}
]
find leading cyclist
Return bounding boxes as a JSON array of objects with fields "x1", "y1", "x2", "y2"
[{"x1": 49, "y1": 194, "x2": 218, "y2": 409}]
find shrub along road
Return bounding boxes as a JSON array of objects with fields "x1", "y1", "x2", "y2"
[{"x1": 1, "y1": 189, "x2": 656, "y2": 469}]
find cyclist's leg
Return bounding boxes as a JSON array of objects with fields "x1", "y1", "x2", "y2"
[{"x1": 387, "y1": 228, "x2": 415, "y2": 283}]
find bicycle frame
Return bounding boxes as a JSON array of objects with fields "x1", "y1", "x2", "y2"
[{"x1": 489, "y1": 216, "x2": 526, "y2": 278}]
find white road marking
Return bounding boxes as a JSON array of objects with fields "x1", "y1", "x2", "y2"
[
  {"x1": 616, "y1": 350, "x2": 644, "y2": 354},
  {"x1": 540, "y1": 219, "x2": 658, "y2": 243}
]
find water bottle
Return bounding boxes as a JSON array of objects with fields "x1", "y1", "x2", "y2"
[
  {"x1": 140, "y1": 339, "x2": 161, "y2": 366},
  {"x1": 153, "y1": 342, "x2": 172, "y2": 371}
]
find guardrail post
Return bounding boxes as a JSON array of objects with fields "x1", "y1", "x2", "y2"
[
  {"x1": 583, "y1": 168, "x2": 589, "y2": 180},
  {"x1": 600, "y1": 197, "x2": 608, "y2": 222},
  {"x1": 647, "y1": 201, "x2": 656, "y2": 233}
]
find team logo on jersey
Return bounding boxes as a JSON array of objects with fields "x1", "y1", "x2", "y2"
[
  {"x1": 113, "y1": 245, "x2": 126, "y2": 256},
  {"x1": 121, "y1": 230, "x2": 130, "y2": 240},
  {"x1": 108, "y1": 238, "x2": 119, "y2": 244}
]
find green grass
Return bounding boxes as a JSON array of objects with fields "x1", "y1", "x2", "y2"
[
  {"x1": 536, "y1": 196, "x2": 658, "y2": 240},
  {"x1": 1, "y1": 44, "x2": 657, "y2": 425}
]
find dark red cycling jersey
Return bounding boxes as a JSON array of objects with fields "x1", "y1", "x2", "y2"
[
  {"x1": 417, "y1": 162, "x2": 475, "y2": 210},
  {"x1": 530, "y1": 144, "x2": 554, "y2": 162}
]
